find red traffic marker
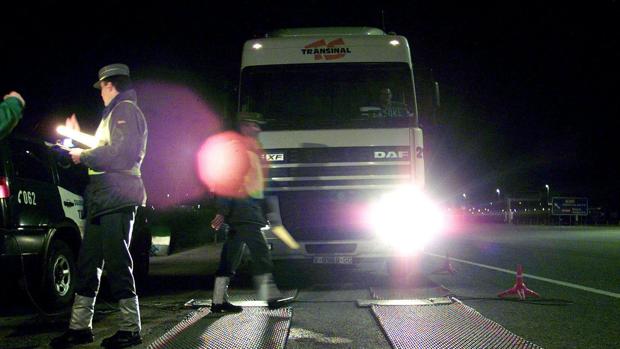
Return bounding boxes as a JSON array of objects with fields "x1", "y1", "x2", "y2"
[
  {"x1": 432, "y1": 253, "x2": 456, "y2": 275},
  {"x1": 498, "y1": 264, "x2": 541, "y2": 300}
]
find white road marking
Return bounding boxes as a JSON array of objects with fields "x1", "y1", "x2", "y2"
[{"x1": 425, "y1": 252, "x2": 620, "y2": 299}]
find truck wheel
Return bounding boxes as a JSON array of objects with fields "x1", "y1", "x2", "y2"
[{"x1": 44, "y1": 240, "x2": 76, "y2": 309}]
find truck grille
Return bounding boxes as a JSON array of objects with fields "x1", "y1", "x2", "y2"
[
  {"x1": 265, "y1": 146, "x2": 411, "y2": 241},
  {"x1": 265, "y1": 146, "x2": 411, "y2": 192}
]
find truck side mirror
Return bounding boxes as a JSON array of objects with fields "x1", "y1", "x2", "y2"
[{"x1": 430, "y1": 81, "x2": 441, "y2": 126}]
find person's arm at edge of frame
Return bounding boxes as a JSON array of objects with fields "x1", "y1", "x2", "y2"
[{"x1": 0, "y1": 92, "x2": 25, "y2": 139}]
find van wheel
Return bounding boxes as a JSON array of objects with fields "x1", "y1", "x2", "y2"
[{"x1": 44, "y1": 240, "x2": 76, "y2": 309}]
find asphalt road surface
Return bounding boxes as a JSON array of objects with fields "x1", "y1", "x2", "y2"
[{"x1": 1, "y1": 223, "x2": 618, "y2": 348}]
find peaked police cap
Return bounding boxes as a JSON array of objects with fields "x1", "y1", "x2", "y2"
[{"x1": 93, "y1": 63, "x2": 130, "y2": 89}]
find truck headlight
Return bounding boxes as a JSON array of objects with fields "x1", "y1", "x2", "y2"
[{"x1": 369, "y1": 186, "x2": 445, "y2": 253}]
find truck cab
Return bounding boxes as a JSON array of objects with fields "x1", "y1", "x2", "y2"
[{"x1": 238, "y1": 27, "x2": 444, "y2": 272}]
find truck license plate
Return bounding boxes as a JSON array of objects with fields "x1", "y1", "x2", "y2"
[{"x1": 313, "y1": 256, "x2": 353, "y2": 264}]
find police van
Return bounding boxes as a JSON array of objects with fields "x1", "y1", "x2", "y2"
[{"x1": 0, "y1": 135, "x2": 151, "y2": 309}]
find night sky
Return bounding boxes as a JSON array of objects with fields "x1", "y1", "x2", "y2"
[{"x1": 1, "y1": 1, "x2": 618, "y2": 210}]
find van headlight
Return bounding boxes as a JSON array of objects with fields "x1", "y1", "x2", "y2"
[{"x1": 368, "y1": 186, "x2": 445, "y2": 254}]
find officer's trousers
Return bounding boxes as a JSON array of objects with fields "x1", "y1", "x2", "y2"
[
  {"x1": 215, "y1": 223, "x2": 273, "y2": 277},
  {"x1": 74, "y1": 207, "x2": 138, "y2": 300}
]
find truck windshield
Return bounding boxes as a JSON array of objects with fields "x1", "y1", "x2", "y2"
[{"x1": 240, "y1": 63, "x2": 415, "y2": 130}]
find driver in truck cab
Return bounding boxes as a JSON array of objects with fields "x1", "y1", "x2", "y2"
[{"x1": 377, "y1": 87, "x2": 410, "y2": 118}]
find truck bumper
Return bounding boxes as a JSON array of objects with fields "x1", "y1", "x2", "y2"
[{"x1": 265, "y1": 236, "x2": 418, "y2": 263}]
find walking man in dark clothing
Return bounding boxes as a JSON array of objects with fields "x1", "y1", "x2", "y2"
[
  {"x1": 210, "y1": 111, "x2": 293, "y2": 313},
  {"x1": 51, "y1": 63, "x2": 148, "y2": 349}
]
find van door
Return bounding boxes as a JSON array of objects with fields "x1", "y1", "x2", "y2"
[
  {"x1": 54, "y1": 151, "x2": 88, "y2": 236},
  {"x1": 8, "y1": 140, "x2": 64, "y2": 233}
]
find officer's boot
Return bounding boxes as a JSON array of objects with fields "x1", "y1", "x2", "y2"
[
  {"x1": 101, "y1": 297, "x2": 142, "y2": 348},
  {"x1": 50, "y1": 294, "x2": 95, "y2": 348},
  {"x1": 211, "y1": 276, "x2": 242, "y2": 313},
  {"x1": 254, "y1": 273, "x2": 294, "y2": 309}
]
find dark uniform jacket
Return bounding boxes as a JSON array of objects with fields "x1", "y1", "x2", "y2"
[
  {"x1": 216, "y1": 197, "x2": 268, "y2": 227},
  {"x1": 81, "y1": 90, "x2": 148, "y2": 218}
]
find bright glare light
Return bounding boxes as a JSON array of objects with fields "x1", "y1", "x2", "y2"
[
  {"x1": 389, "y1": 39, "x2": 400, "y2": 46},
  {"x1": 196, "y1": 131, "x2": 251, "y2": 198},
  {"x1": 56, "y1": 125, "x2": 98, "y2": 148},
  {"x1": 368, "y1": 186, "x2": 445, "y2": 255},
  {"x1": 252, "y1": 42, "x2": 263, "y2": 50},
  {"x1": 62, "y1": 138, "x2": 74, "y2": 148}
]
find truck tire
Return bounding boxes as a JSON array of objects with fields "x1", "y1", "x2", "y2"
[{"x1": 44, "y1": 240, "x2": 76, "y2": 309}]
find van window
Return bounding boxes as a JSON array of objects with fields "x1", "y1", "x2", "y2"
[{"x1": 10, "y1": 140, "x2": 54, "y2": 183}]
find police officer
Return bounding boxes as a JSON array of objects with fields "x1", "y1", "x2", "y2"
[
  {"x1": 51, "y1": 63, "x2": 148, "y2": 348},
  {"x1": 210, "y1": 111, "x2": 293, "y2": 313}
]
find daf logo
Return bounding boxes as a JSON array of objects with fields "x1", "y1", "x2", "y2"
[
  {"x1": 266, "y1": 153, "x2": 285, "y2": 162},
  {"x1": 374, "y1": 151, "x2": 408, "y2": 159}
]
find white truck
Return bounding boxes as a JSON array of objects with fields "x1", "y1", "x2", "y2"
[{"x1": 238, "y1": 27, "x2": 443, "y2": 272}]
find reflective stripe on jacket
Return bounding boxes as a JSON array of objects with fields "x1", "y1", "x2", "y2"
[{"x1": 81, "y1": 90, "x2": 148, "y2": 218}]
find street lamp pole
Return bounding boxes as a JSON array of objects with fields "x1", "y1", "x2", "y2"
[
  {"x1": 545, "y1": 184, "x2": 551, "y2": 225},
  {"x1": 496, "y1": 188, "x2": 501, "y2": 200}
]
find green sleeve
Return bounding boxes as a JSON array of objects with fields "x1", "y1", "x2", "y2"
[{"x1": 0, "y1": 97, "x2": 24, "y2": 139}]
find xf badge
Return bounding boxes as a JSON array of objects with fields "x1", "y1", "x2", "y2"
[{"x1": 266, "y1": 153, "x2": 285, "y2": 162}]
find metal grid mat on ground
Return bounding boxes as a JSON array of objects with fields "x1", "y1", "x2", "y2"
[
  {"x1": 148, "y1": 307, "x2": 212, "y2": 349},
  {"x1": 370, "y1": 287, "x2": 452, "y2": 300},
  {"x1": 372, "y1": 299, "x2": 543, "y2": 349},
  {"x1": 227, "y1": 289, "x2": 298, "y2": 302},
  {"x1": 184, "y1": 289, "x2": 298, "y2": 308},
  {"x1": 148, "y1": 307, "x2": 292, "y2": 349}
]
